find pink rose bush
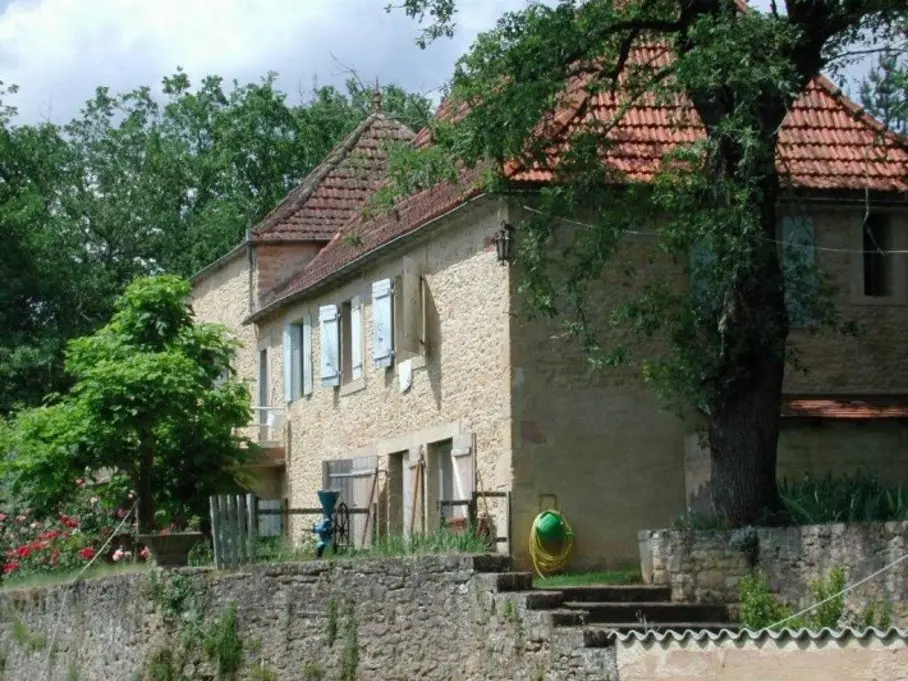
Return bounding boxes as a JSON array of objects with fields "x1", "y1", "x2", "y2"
[{"x1": 0, "y1": 484, "x2": 151, "y2": 581}]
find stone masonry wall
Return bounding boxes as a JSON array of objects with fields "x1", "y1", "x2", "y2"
[
  {"x1": 258, "y1": 198, "x2": 515, "y2": 547},
  {"x1": 640, "y1": 522, "x2": 908, "y2": 625},
  {"x1": 0, "y1": 554, "x2": 617, "y2": 681}
]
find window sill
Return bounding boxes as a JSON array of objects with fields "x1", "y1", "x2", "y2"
[
  {"x1": 339, "y1": 377, "x2": 366, "y2": 397},
  {"x1": 849, "y1": 294, "x2": 908, "y2": 306}
]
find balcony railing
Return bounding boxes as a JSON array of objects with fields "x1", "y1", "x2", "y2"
[{"x1": 250, "y1": 406, "x2": 284, "y2": 445}]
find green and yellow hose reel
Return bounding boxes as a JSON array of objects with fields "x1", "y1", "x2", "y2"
[{"x1": 529, "y1": 508, "x2": 574, "y2": 577}]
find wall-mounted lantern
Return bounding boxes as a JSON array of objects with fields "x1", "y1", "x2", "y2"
[{"x1": 492, "y1": 222, "x2": 514, "y2": 264}]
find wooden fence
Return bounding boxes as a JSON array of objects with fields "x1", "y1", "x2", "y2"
[{"x1": 209, "y1": 493, "x2": 258, "y2": 569}]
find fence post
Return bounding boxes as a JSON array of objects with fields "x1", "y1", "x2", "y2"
[
  {"x1": 246, "y1": 493, "x2": 258, "y2": 561},
  {"x1": 226, "y1": 495, "x2": 239, "y2": 568},
  {"x1": 236, "y1": 494, "x2": 248, "y2": 564},
  {"x1": 209, "y1": 496, "x2": 223, "y2": 569}
]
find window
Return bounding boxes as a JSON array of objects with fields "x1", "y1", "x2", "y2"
[
  {"x1": 372, "y1": 257, "x2": 427, "y2": 370},
  {"x1": 863, "y1": 214, "x2": 891, "y2": 298},
  {"x1": 319, "y1": 304, "x2": 340, "y2": 387},
  {"x1": 282, "y1": 316, "x2": 312, "y2": 402},
  {"x1": 780, "y1": 215, "x2": 817, "y2": 327},
  {"x1": 340, "y1": 297, "x2": 363, "y2": 385}
]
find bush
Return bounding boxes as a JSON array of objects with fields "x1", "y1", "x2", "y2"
[
  {"x1": 740, "y1": 567, "x2": 891, "y2": 632},
  {"x1": 0, "y1": 483, "x2": 151, "y2": 582},
  {"x1": 779, "y1": 471, "x2": 908, "y2": 525}
]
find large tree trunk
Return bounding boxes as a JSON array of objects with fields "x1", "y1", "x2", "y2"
[{"x1": 707, "y1": 179, "x2": 788, "y2": 524}]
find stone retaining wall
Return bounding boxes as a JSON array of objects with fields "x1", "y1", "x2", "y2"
[
  {"x1": 0, "y1": 554, "x2": 617, "y2": 681},
  {"x1": 639, "y1": 522, "x2": 908, "y2": 625}
]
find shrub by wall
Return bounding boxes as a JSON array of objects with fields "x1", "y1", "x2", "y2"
[{"x1": 639, "y1": 522, "x2": 908, "y2": 625}]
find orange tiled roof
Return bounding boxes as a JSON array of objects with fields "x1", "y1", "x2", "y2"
[
  {"x1": 450, "y1": 44, "x2": 908, "y2": 191},
  {"x1": 252, "y1": 113, "x2": 415, "y2": 242},
  {"x1": 783, "y1": 397, "x2": 908, "y2": 420},
  {"x1": 251, "y1": 43, "x2": 908, "y2": 318}
]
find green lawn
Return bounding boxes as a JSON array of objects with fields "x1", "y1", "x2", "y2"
[
  {"x1": 534, "y1": 567, "x2": 643, "y2": 588},
  {"x1": 1, "y1": 563, "x2": 151, "y2": 591}
]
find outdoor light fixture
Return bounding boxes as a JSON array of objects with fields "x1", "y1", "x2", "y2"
[{"x1": 493, "y1": 222, "x2": 514, "y2": 264}]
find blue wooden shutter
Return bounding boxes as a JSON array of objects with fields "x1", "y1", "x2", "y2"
[
  {"x1": 372, "y1": 279, "x2": 394, "y2": 369},
  {"x1": 302, "y1": 314, "x2": 313, "y2": 396},
  {"x1": 351, "y1": 296, "x2": 364, "y2": 380},
  {"x1": 290, "y1": 323, "x2": 302, "y2": 400},
  {"x1": 282, "y1": 324, "x2": 293, "y2": 404},
  {"x1": 319, "y1": 304, "x2": 340, "y2": 387}
]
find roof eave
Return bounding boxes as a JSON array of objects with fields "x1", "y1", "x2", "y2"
[{"x1": 244, "y1": 191, "x2": 488, "y2": 325}]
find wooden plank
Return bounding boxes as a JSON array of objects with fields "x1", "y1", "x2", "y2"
[
  {"x1": 359, "y1": 468, "x2": 379, "y2": 547},
  {"x1": 226, "y1": 495, "x2": 238, "y2": 569},
  {"x1": 216, "y1": 495, "x2": 228, "y2": 569},
  {"x1": 246, "y1": 493, "x2": 258, "y2": 561},
  {"x1": 236, "y1": 495, "x2": 248, "y2": 564},
  {"x1": 209, "y1": 496, "x2": 223, "y2": 570}
]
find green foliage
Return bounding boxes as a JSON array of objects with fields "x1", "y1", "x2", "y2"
[
  {"x1": 326, "y1": 598, "x2": 339, "y2": 648},
  {"x1": 859, "y1": 50, "x2": 907, "y2": 134},
  {"x1": 780, "y1": 472, "x2": 908, "y2": 525},
  {"x1": 202, "y1": 601, "x2": 243, "y2": 681},
  {"x1": 340, "y1": 598, "x2": 360, "y2": 681},
  {"x1": 10, "y1": 614, "x2": 46, "y2": 652},
  {"x1": 392, "y1": 0, "x2": 907, "y2": 526},
  {"x1": 1, "y1": 275, "x2": 251, "y2": 530},
  {"x1": 146, "y1": 571, "x2": 200, "y2": 623},
  {"x1": 0, "y1": 74, "x2": 430, "y2": 418},
  {"x1": 301, "y1": 661, "x2": 325, "y2": 680},
  {"x1": 740, "y1": 567, "x2": 890, "y2": 632}
]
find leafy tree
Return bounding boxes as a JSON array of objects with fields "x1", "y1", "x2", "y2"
[
  {"x1": 0, "y1": 74, "x2": 432, "y2": 416},
  {"x1": 0, "y1": 275, "x2": 252, "y2": 532},
  {"x1": 859, "y1": 50, "x2": 907, "y2": 134},
  {"x1": 394, "y1": 0, "x2": 907, "y2": 524}
]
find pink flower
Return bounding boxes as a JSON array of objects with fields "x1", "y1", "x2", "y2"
[
  {"x1": 139, "y1": 547, "x2": 150, "y2": 561},
  {"x1": 0, "y1": 513, "x2": 7, "y2": 522},
  {"x1": 112, "y1": 549, "x2": 124, "y2": 562},
  {"x1": 60, "y1": 514, "x2": 79, "y2": 529},
  {"x1": 15, "y1": 515, "x2": 26, "y2": 524},
  {"x1": 79, "y1": 547, "x2": 95, "y2": 561},
  {"x1": 3, "y1": 561, "x2": 19, "y2": 575},
  {"x1": 75, "y1": 478, "x2": 86, "y2": 488}
]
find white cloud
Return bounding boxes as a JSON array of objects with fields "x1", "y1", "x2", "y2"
[
  {"x1": 0, "y1": 0, "x2": 537, "y2": 123},
  {"x1": 0, "y1": 0, "x2": 878, "y2": 125}
]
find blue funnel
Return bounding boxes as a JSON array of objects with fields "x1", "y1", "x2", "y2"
[{"x1": 317, "y1": 490, "x2": 340, "y2": 519}]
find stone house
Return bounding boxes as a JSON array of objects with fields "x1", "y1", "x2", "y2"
[{"x1": 191, "y1": 72, "x2": 908, "y2": 570}]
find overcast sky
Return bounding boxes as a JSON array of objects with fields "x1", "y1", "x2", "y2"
[
  {"x1": 0, "y1": 0, "x2": 874, "y2": 125},
  {"x1": 0, "y1": 0, "x2": 546, "y2": 123}
]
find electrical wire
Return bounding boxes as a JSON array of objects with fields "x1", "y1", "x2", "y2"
[
  {"x1": 521, "y1": 204, "x2": 908, "y2": 256},
  {"x1": 529, "y1": 510, "x2": 574, "y2": 578}
]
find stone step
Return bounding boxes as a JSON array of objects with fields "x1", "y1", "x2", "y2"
[
  {"x1": 494, "y1": 572, "x2": 534, "y2": 592},
  {"x1": 562, "y1": 601, "x2": 732, "y2": 625},
  {"x1": 552, "y1": 585, "x2": 672, "y2": 603},
  {"x1": 525, "y1": 590, "x2": 564, "y2": 610}
]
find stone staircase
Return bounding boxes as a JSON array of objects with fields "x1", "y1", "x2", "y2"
[{"x1": 492, "y1": 571, "x2": 737, "y2": 646}]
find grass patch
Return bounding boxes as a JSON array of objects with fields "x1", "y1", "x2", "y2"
[
  {"x1": 253, "y1": 527, "x2": 493, "y2": 565},
  {"x1": 2, "y1": 562, "x2": 150, "y2": 591},
  {"x1": 534, "y1": 567, "x2": 642, "y2": 588}
]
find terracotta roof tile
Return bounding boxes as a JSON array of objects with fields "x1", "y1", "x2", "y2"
[
  {"x1": 254, "y1": 42, "x2": 908, "y2": 316},
  {"x1": 252, "y1": 169, "x2": 486, "y2": 318},
  {"x1": 782, "y1": 396, "x2": 908, "y2": 419},
  {"x1": 420, "y1": 47, "x2": 908, "y2": 192},
  {"x1": 252, "y1": 114, "x2": 415, "y2": 242}
]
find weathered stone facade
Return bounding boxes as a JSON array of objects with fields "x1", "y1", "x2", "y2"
[
  {"x1": 640, "y1": 521, "x2": 908, "y2": 625},
  {"x1": 191, "y1": 200, "x2": 908, "y2": 572},
  {"x1": 0, "y1": 555, "x2": 617, "y2": 681}
]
